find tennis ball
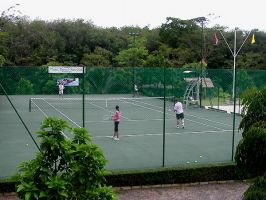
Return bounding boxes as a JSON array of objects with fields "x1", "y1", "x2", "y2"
[
  {"x1": 194, "y1": 160, "x2": 198, "y2": 163},
  {"x1": 186, "y1": 161, "x2": 190, "y2": 164},
  {"x1": 26, "y1": 144, "x2": 29, "y2": 146},
  {"x1": 199, "y1": 155, "x2": 202, "y2": 158}
]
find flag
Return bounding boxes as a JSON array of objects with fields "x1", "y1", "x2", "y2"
[
  {"x1": 214, "y1": 33, "x2": 219, "y2": 45},
  {"x1": 251, "y1": 33, "x2": 255, "y2": 44}
]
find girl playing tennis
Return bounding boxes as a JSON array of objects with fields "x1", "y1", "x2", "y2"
[{"x1": 112, "y1": 105, "x2": 121, "y2": 141}]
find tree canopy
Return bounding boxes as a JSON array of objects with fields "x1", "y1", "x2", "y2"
[{"x1": 1, "y1": 8, "x2": 266, "y2": 69}]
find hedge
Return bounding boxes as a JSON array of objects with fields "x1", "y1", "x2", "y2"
[{"x1": 0, "y1": 163, "x2": 255, "y2": 193}]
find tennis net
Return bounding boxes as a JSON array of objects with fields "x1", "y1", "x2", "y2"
[{"x1": 29, "y1": 96, "x2": 175, "y2": 113}]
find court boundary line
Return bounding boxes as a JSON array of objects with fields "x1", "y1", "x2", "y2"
[
  {"x1": 85, "y1": 118, "x2": 174, "y2": 123},
  {"x1": 92, "y1": 129, "x2": 238, "y2": 139},
  {"x1": 127, "y1": 98, "x2": 234, "y2": 128},
  {"x1": 31, "y1": 97, "x2": 237, "y2": 138},
  {"x1": 42, "y1": 99, "x2": 81, "y2": 128},
  {"x1": 120, "y1": 99, "x2": 224, "y2": 131}
]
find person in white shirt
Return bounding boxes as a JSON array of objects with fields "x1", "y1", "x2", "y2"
[
  {"x1": 133, "y1": 84, "x2": 139, "y2": 97},
  {"x1": 58, "y1": 83, "x2": 65, "y2": 98},
  {"x1": 174, "y1": 99, "x2": 184, "y2": 129}
]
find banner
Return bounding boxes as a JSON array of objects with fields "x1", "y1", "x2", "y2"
[
  {"x1": 49, "y1": 66, "x2": 85, "y2": 74},
  {"x1": 57, "y1": 78, "x2": 79, "y2": 86}
]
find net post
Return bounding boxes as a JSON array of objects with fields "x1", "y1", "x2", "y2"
[{"x1": 29, "y1": 98, "x2": 32, "y2": 112}]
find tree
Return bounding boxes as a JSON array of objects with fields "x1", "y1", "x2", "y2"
[
  {"x1": 0, "y1": 55, "x2": 5, "y2": 66},
  {"x1": 235, "y1": 87, "x2": 266, "y2": 199},
  {"x1": 15, "y1": 117, "x2": 118, "y2": 200},
  {"x1": 115, "y1": 47, "x2": 148, "y2": 67},
  {"x1": 239, "y1": 87, "x2": 266, "y2": 134},
  {"x1": 235, "y1": 121, "x2": 266, "y2": 175},
  {"x1": 16, "y1": 78, "x2": 34, "y2": 94},
  {"x1": 81, "y1": 47, "x2": 112, "y2": 67}
]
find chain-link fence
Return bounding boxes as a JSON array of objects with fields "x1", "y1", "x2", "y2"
[{"x1": 0, "y1": 66, "x2": 265, "y2": 177}]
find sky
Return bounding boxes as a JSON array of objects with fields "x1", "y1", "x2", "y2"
[{"x1": 2, "y1": 0, "x2": 265, "y2": 31}]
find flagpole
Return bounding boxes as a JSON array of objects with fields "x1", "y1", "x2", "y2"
[
  {"x1": 232, "y1": 28, "x2": 237, "y2": 161},
  {"x1": 217, "y1": 27, "x2": 254, "y2": 161}
]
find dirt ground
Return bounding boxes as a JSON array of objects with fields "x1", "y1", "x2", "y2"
[{"x1": 0, "y1": 181, "x2": 249, "y2": 200}]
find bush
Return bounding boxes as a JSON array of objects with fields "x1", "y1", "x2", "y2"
[
  {"x1": 14, "y1": 117, "x2": 118, "y2": 200},
  {"x1": 243, "y1": 176, "x2": 266, "y2": 200},
  {"x1": 235, "y1": 121, "x2": 266, "y2": 175},
  {"x1": 239, "y1": 87, "x2": 266, "y2": 136}
]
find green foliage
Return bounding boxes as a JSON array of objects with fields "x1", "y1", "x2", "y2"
[
  {"x1": 1, "y1": 12, "x2": 266, "y2": 69},
  {"x1": 81, "y1": 47, "x2": 112, "y2": 67},
  {"x1": 2, "y1": 163, "x2": 251, "y2": 194},
  {"x1": 15, "y1": 78, "x2": 34, "y2": 94},
  {"x1": 243, "y1": 176, "x2": 266, "y2": 200},
  {"x1": 106, "y1": 164, "x2": 248, "y2": 187},
  {"x1": 235, "y1": 121, "x2": 266, "y2": 175},
  {"x1": 15, "y1": 117, "x2": 118, "y2": 200},
  {"x1": 114, "y1": 47, "x2": 148, "y2": 67},
  {"x1": 0, "y1": 55, "x2": 6, "y2": 66},
  {"x1": 239, "y1": 87, "x2": 266, "y2": 134}
]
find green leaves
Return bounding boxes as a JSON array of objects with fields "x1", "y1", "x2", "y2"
[
  {"x1": 235, "y1": 87, "x2": 266, "y2": 176},
  {"x1": 239, "y1": 87, "x2": 266, "y2": 134},
  {"x1": 15, "y1": 117, "x2": 117, "y2": 200}
]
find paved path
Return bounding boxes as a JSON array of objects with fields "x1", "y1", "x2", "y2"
[
  {"x1": 118, "y1": 181, "x2": 249, "y2": 200},
  {"x1": 0, "y1": 181, "x2": 249, "y2": 200}
]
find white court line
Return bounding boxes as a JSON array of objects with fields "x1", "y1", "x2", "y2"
[
  {"x1": 42, "y1": 99, "x2": 81, "y2": 128},
  {"x1": 31, "y1": 100, "x2": 70, "y2": 139},
  {"x1": 120, "y1": 99, "x2": 224, "y2": 131},
  {"x1": 128, "y1": 98, "x2": 232, "y2": 128},
  {"x1": 88, "y1": 101, "x2": 131, "y2": 120},
  {"x1": 92, "y1": 129, "x2": 236, "y2": 139},
  {"x1": 31, "y1": 100, "x2": 48, "y2": 117},
  {"x1": 85, "y1": 118, "x2": 174, "y2": 123}
]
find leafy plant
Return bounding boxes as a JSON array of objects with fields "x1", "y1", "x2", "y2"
[
  {"x1": 243, "y1": 176, "x2": 266, "y2": 200},
  {"x1": 235, "y1": 121, "x2": 266, "y2": 175},
  {"x1": 236, "y1": 86, "x2": 266, "y2": 200},
  {"x1": 16, "y1": 78, "x2": 34, "y2": 94},
  {"x1": 239, "y1": 87, "x2": 266, "y2": 135},
  {"x1": 14, "y1": 117, "x2": 118, "y2": 200}
]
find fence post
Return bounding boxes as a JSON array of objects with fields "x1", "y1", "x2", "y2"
[
  {"x1": 82, "y1": 65, "x2": 85, "y2": 128},
  {"x1": 162, "y1": 66, "x2": 166, "y2": 167}
]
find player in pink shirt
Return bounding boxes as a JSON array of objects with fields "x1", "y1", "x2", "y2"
[{"x1": 112, "y1": 105, "x2": 121, "y2": 140}]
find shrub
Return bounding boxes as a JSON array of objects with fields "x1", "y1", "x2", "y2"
[
  {"x1": 14, "y1": 117, "x2": 118, "y2": 200},
  {"x1": 243, "y1": 176, "x2": 266, "y2": 200},
  {"x1": 239, "y1": 87, "x2": 266, "y2": 136},
  {"x1": 235, "y1": 121, "x2": 266, "y2": 175}
]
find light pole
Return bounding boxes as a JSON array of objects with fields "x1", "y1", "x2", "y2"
[
  {"x1": 218, "y1": 28, "x2": 255, "y2": 161},
  {"x1": 191, "y1": 17, "x2": 207, "y2": 108},
  {"x1": 129, "y1": 32, "x2": 139, "y2": 92}
]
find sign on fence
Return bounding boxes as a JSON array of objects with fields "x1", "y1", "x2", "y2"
[
  {"x1": 57, "y1": 78, "x2": 79, "y2": 86},
  {"x1": 48, "y1": 66, "x2": 85, "y2": 74}
]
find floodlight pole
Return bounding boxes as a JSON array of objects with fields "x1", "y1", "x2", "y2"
[
  {"x1": 218, "y1": 28, "x2": 253, "y2": 161},
  {"x1": 192, "y1": 17, "x2": 207, "y2": 108},
  {"x1": 129, "y1": 32, "x2": 138, "y2": 92},
  {"x1": 200, "y1": 20, "x2": 204, "y2": 108}
]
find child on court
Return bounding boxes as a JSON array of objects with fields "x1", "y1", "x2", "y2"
[
  {"x1": 112, "y1": 105, "x2": 121, "y2": 141},
  {"x1": 174, "y1": 99, "x2": 185, "y2": 129}
]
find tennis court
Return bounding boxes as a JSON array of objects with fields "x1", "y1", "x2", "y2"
[{"x1": 0, "y1": 94, "x2": 243, "y2": 178}]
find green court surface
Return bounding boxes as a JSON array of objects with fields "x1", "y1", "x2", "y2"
[{"x1": 0, "y1": 94, "x2": 243, "y2": 178}]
